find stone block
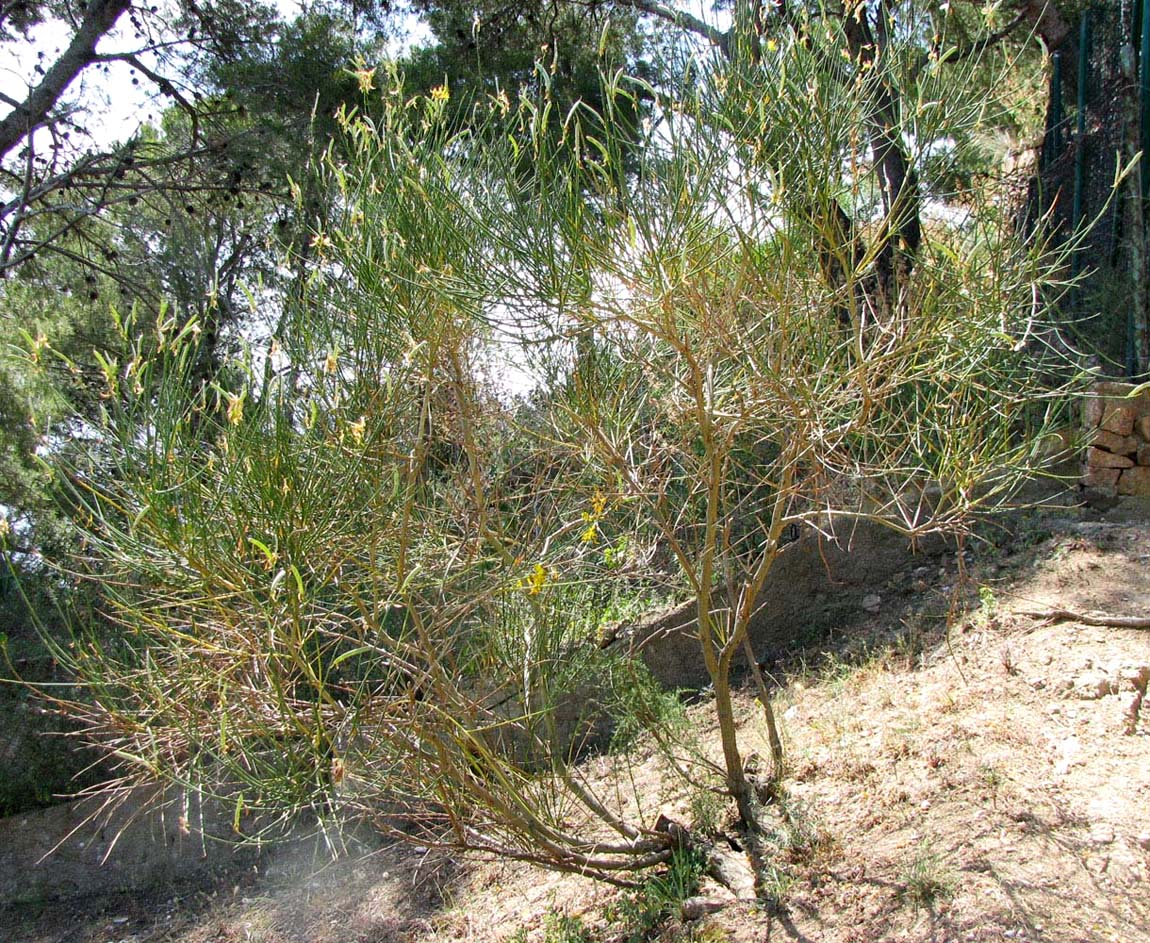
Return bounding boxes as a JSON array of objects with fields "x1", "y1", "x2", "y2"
[
  {"x1": 1082, "y1": 396, "x2": 1103, "y2": 428},
  {"x1": 1081, "y1": 465, "x2": 1120, "y2": 493},
  {"x1": 1118, "y1": 467, "x2": 1150, "y2": 496},
  {"x1": 1138, "y1": 416, "x2": 1150, "y2": 441},
  {"x1": 1072, "y1": 670, "x2": 1116, "y2": 699},
  {"x1": 1139, "y1": 444, "x2": 1150, "y2": 467},
  {"x1": 1100, "y1": 403, "x2": 1136, "y2": 436},
  {"x1": 1092, "y1": 380, "x2": 1139, "y2": 398},
  {"x1": 1091, "y1": 429, "x2": 1138, "y2": 455},
  {"x1": 1083, "y1": 381, "x2": 1150, "y2": 431},
  {"x1": 1086, "y1": 447, "x2": 1134, "y2": 469},
  {"x1": 1118, "y1": 665, "x2": 1150, "y2": 693}
]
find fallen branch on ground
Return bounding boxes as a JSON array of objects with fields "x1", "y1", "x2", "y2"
[{"x1": 1019, "y1": 609, "x2": 1150, "y2": 629}]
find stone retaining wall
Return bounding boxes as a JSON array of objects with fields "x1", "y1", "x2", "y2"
[{"x1": 1082, "y1": 381, "x2": 1150, "y2": 499}]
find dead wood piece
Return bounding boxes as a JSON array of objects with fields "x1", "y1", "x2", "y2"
[
  {"x1": 680, "y1": 895, "x2": 728, "y2": 920},
  {"x1": 705, "y1": 844, "x2": 758, "y2": 900},
  {"x1": 1019, "y1": 608, "x2": 1150, "y2": 629}
]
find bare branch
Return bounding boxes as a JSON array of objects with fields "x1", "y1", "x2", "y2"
[
  {"x1": 89, "y1": 51, "x2": 201, "y2": 141},
  {"x1": 1021, "y1": 609, "x2": 1150, "y2": 629},
  {"x1": 615, "y1": 0, "x2": 729, "y2": 53}
]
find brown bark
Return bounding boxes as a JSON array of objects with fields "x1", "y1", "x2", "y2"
[{"x1": 0, "y1": 0, "x2": 132, "y2": 164}]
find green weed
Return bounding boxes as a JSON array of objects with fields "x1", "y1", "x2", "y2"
[
  {"x1": 900, "y1": 840, "x2": 954, "y2": 909},
  {"x1": 756, "y1": 858, "x2": 795, "y2": 912},
  {"x1": 506, "y1": 911, "x2": 592, "y2": 943},
  {"x1": 543, "y1": 911, "x2": 594, "y2": 943},
  {"x1": 688, "y1": 785, "x2": 728, "y2": 837},
  {"x1": 606, "y1": 846, "x2": 706, "y2": 942}
]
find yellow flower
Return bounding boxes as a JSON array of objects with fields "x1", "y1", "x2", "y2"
[
  {"x1": 581, "y1": 522, "x2": 599, "y2": 544},
  {"x1": 225, "y1": 392, "x2": 244, "y2": 426},
  {"x1": 430, "y1": 84, "x2": 450, "y2": 103},
  {"x1": 324, "y1": 349, "x2": 339, "y2": 374},
  {"x1": 0, "y1": 517, "x2": 9, "y2": 539},
  {"x1": 28, "y1": 331, "x2": 48, "y2": 364},
  {"x1": 348, "y1": 416, "x2": 366, "y2": 445},
  {"x1": 353, "y1": 66, "x2": 376, "y2": 94},
  {"x1": 522, "y1": 562, "x2": 548, "y2": 595}
]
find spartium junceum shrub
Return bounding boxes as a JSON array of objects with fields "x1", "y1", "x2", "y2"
[{"x1": 40, "y1": 6, "x2": 1080, "y2": 892}]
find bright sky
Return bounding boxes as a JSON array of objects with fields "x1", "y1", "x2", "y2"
[
  {"x1": 0, "y1": 15, "x2": 155, "y2": 150},
  {"x1": 0, "y1": 2, "x2": 434, "y2": 152}
]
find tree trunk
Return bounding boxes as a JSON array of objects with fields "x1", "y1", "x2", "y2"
[
  {"x1": 0, "y1": 0, "x2": 132, "y2": 164},
  {"x1": 843, "y1": 1, "x2": 921, "y2": 321}
]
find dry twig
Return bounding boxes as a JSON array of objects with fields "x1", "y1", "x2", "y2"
[{"x1": 1020, "y1": 609, "x2": 1150, "y2": 629}]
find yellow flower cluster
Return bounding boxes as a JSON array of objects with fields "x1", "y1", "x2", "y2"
[
  {"x1": 225, "y1": 392, "x2": 244, "y2": 426},
  {"x1": 520, "y1": 562, "x2": 551, "y2": 595},
  {"x1": 580, "y1": 489, "x2": 608, "y2": 544},
  {"x1": 348, "y1": 416, "x2": 366, "y2": 445},
  {"x1": 354, "y1": 66, "x2": 376, "y2": 94}
]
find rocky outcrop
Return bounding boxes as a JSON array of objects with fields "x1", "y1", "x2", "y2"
[{"x1": 1082, "y1": 381, "x2": 1150, "y2": 500}]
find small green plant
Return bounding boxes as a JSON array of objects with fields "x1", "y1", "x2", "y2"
[
  {"x1": 607, "y1": 667, "x2": 690, "y2": 755},
  {"x1": 646, "y1": 846, "x2": 706, "y2": 907},
  {"x1": 978, "y1": 584, "x2": 997, "y2": 614},
  {"x1": 975, "y1": 584, "x2": 1000, "y2": 629},
  {"x1": 900, "y1": 841, "x2": 955, "y2": 909},
  {"x1": 979, "y1": 762, "x2": 1006, "y2": 808},
  {"x1": 979, "y1": 763, "x2": 1005, "y2": 788},
  {"x1": 542, "y1": 910, "x2": 594, "y2": 943},
  {"x1": 687, "y1": 928, "x2": 731, "y2": 943},
  {"x1": 757, "y1": 859, "x2": 795, "y2": 912},
  {"x1": 608, "y1": 846, "x2": 706, "y2": 942},
  {"x1": 688, "y1": 785, "x2": 728, "y2": 837},
  {"x1": 775, "y1": 793, "x2": 830, "y2": 862},
  {"x1": 818, "y1": 652, "x2": 858, "y2": 694},
  {"x1": 751, "y1": 789, "x2": 832, "y2": 911}
]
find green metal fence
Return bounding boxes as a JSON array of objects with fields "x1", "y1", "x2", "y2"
[{"x1": 1035, "y1": 2, "x2": 1149, "y2": 379}]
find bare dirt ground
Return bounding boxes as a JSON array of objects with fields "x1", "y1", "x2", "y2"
[{"x1": 3, "y1": 500, "x2": 1148, "y2": 943}]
